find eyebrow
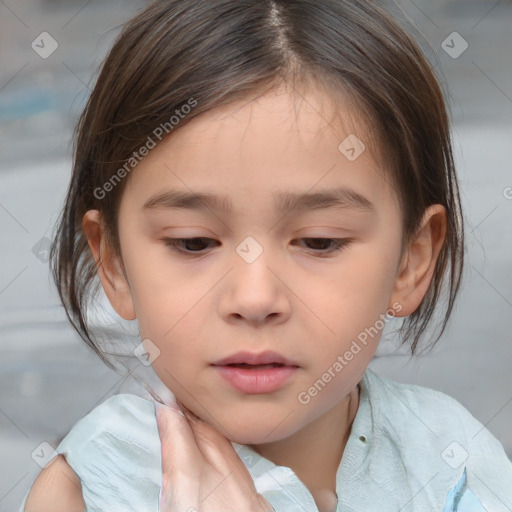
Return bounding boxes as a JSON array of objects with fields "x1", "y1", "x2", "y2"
[{"x1": 142, "y1": 186, "x2": 374, "y2": 214}]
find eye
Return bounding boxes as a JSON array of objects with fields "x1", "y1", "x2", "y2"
[
  {"x1": 162, "y1": 237, "x2": 352, "y2": 256},
  {"x1": 291, "y1": 238, "x2": 352, "y2": 255},
  {"x1": 162, "y1": 237, "x2": 219, "y2": 254}
]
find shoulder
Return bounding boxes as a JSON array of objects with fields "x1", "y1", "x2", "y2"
[
  {"x1": 364, "y1": 368, "x2": 477, "y2": 423},
  {"x1": 363, "y1": 368, "x2": 504, "y2": 445},
  {"x1": 72, "y1": 393, "x2": 157, "y2": 429},
  {"x1": 58, "y1": 391, "x2": 162, "y2": 467},
  {"x1": 362, "y1": 369, "x2": 512, "y2": 509},
  {"x1": 24, "y1": 455, "x2": 85, "y2": 512},
  {"x1": 32, "y1": 393, "x2": 162, "y2": 511},
  {"x1": 363, "y1": 368, "x2": 507, "y2": 451},
  {"x1": 57, "y1": 393, "x2": 159, "y2": 452}
]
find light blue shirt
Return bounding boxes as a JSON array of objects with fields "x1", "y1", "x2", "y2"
[{"x1": 19, "y1": 369, "x2": 512, "y2": 511}]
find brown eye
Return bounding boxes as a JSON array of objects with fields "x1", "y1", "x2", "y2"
[
  {"x1": 292, "y1": 238, "x2": 352, "y2": 254},
  {"x1": 162, "y1": 237, "x2": 352, "y2": 257},
  {"x1": 163, "y1": 237, "x2": 218, "y2": 253}
]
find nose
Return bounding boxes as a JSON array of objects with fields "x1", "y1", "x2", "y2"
[{"x1": 218, "y1": 241, "x2": 291, "y2": 327}]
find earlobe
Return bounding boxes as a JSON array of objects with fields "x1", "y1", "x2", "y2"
[
  {"x1": 82, "y1": 210, "x2": 136, "y2": 320},
  {"x1": 389, "y1": 204, "x2": 447, "y2": 317}
]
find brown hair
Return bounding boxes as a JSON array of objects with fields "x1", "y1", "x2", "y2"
[{"x1": 50, "y1": 0, "x2": 464, "y2": 369}]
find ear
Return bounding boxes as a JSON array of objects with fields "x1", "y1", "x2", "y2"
[
  {"x1": 388, "y1": 204, "x2": 447, "y2": 317},
  {"x1": 82, "y1": 210, "x2": 136, "y2": 320}
]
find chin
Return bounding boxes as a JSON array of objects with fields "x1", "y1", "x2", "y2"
[
  {"x1": 226, "y1": 430, "x2": 290, "y2": 446},
  {"x1": 204, "y1": 414, "x2": 301, "y2": 446}
]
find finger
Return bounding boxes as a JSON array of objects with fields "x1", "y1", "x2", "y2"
[
  {"x1": 172, "y1": 402, "x2": 274, "y2": 511},
  {"x1": 176, "y1": 403, "x2": 240, "y2": 468},
  {"x1": 177, "y1": 404, "x2": 260, "y2": 491},
  {"x1": 154, "y1": 402, "x2": 202, "y2": 512}
]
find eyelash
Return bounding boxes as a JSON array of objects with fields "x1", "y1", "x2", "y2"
[{"x1": 162, "y1": 237, "x2": 352, "y2": 257}]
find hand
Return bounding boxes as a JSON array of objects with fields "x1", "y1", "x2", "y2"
[{"x1": 154, "y1": 400, "x2": 275, "y2": 512}]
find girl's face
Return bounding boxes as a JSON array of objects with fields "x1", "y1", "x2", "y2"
[{"x1": 109, "y1": 83, "x2": 406, "y2": 444}]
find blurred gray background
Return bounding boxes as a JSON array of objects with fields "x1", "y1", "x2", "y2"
[{"x1": 0, "y1": 0, "x2": 511, "y2": 510}]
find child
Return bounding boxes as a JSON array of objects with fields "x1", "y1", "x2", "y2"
[{"x1": 20, "y1": 0, "x2": 512, "y2": 511}]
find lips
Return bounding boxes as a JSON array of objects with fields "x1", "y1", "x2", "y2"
[
  {"x1": 227, "y1": 363, "x2": 284, "y2": 369},
  {"x1": 211, "y1": 350, "x2": 300, "y2": 393},
  {"x1": 211, "y1": 350, "x2": 300, "y2": 367}
]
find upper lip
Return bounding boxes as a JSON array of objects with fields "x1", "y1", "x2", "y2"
[{"x1": 211, "y1": 350, "x2": 300, "y2": 367}]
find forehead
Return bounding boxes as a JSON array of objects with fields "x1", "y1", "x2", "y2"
[
  {"x1": 121, "y1": 83, "x2": 398, "y2": 216},
  {"x1": 170, "y1": 81, "x2": 373, "y2": 153}
]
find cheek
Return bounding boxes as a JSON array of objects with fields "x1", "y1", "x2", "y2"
[
  {"x1": 311, "y1": 251, "x2": 398, "y2": 328},
  {"x1": 119, "y1": 235, "x2": 205, "y2": 335},
  {"x1": 300, "y1": 246, "x2": 400, "y2": 363}
]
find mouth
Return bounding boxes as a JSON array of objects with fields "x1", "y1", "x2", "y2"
[
  {"x1": 211, "y1": 350, "x2": 300, "y2": 368},
  {"x1": 211, "y1": 354, "x2": 299, "y2": 394},
  {"x1": 224, "y1": 363, "x2": 287, "y2": 369}
]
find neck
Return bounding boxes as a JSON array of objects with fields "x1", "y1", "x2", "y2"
[{"x1": 248, "y1": 385, "x2": 360, "y2": 511}]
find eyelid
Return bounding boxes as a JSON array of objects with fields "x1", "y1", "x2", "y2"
[
  {"x1": 161, "y1": 236, "x2": 353, "y2": 257},
  {"x1": 162, "y1": 237, "x2": 219, "y2": 251}
]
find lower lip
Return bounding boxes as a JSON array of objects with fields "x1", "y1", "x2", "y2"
[{"x1": 212, "y1": 365, "x2": 298, "y2": 394}]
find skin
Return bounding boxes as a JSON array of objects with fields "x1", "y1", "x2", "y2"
[{"x1": 82, "y1": 81, "x2": 447, "y2": 512}]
